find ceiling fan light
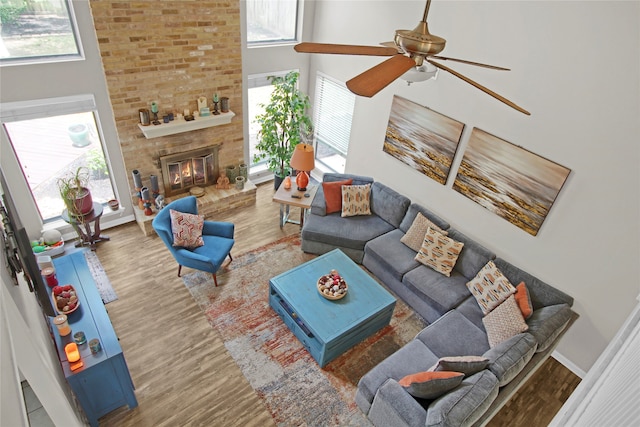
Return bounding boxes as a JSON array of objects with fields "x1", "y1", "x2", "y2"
[{"x1": 400, "y1": 63, "x2": 438, "y2": 85}]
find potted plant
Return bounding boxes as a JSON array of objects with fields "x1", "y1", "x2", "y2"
[
  {"x1": 57, "y1": 166, "x2": 93, "y2": 217},
  {"x1": 254, "y1": 71, "x2": 313, "y2": 189}
]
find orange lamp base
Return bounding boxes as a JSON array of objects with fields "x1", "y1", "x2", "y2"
[{"x1": 295, "y1": 171, "x2": 309, "y2": 192}]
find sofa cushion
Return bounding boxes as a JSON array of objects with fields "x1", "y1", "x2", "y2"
[
  {"x1": 483, "y1": 333, "x2": 538, "y2": 386},
  {"x1": 402, "y1": 212, "x2": 449, "y2": 252},
  {"x1": 493, "y1": 258, "x2": 574, "y2": 308},
  {"x1": 466, "y1": 260, "x2": 517, "y2": 315},
  {"x1": 515, "y1": 282, "x2": 534, "y2": 319},
  {"x1": 399, "y1": 371, "x2": 465, "y2": 399},
  {"x1": 415, "y1": 310, "x2": 489, "y2": 357},
  {"x1": 415, "y1": 228, "x2": 464, "y2": 277},
  {"x1": 365, "y1": 229, "x2": 422, "y2": 282},
  {"x1": 370, "y1": 182, "x2": 412, "y2": 228},
  {"x1": 432, "y1": 355, "x2": 490, "y2": 377},
  {"x1": 322, "y1": 179, "x2": 352, "y2": 214},
  {"x1": 403, "y1": 267, "x2": 472, "y2": 314},
  {"x1": 357, "y1": 339, "x2": 440, "y2": 407},
  {"x1": 310, "y1": 173, "x2": 374, "y2": 216},
  {"x1": 526, "y1": 303, "x2": 573, "y2": 353},
  {"x1": 446, "y1": 229, "x2": 496, "y2": 280},
  {"x1": 341, "y1": 183, "x2": 372, "y2": 217},
  {"x1": 426, "y1": 370, "x2": 499, "y2": 427},
  {"x1": 399, "y1": 203, "x2": 450, "y2": 234},
  {"x1": 302, "y1": 212, "x2": 395, "y2": 252},
  {"x1": 482, "y1": 295, "x2": 529, "y2": 348}
]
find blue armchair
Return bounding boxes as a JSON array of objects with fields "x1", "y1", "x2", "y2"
[{"x1": 152, "y1": 196, "x2": 234, "y2": 286}]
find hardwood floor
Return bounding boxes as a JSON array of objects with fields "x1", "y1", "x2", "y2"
[{"x1": 96, "y1": 182, "x2": 579, "y2": 426}]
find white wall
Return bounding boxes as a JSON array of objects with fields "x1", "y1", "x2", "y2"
[{"x1": 307, "y1": 0, "x2": 640, "y2": 374}]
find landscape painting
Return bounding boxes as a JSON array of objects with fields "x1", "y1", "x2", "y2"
[
  {"x1": 383, "y1": 96, "x2": 464, "y2": 184},
  {"x1": 453, "y1": 128, "x2": 570, "y2": 236}
]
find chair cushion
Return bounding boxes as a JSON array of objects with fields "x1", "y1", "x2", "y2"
[{"x1": 170, "y1": 209, "x2": 204, "y2": 248}]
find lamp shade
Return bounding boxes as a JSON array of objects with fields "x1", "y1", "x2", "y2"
[{"x1": 290, "y1": 143, "x2": 315, "y2": 172}]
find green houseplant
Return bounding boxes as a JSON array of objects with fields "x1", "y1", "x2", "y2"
[
  {"x1": 254, "y1": 71, "x2": 313, "y2": 188},
  {"x1": 57, "y1": 166, "x2": 93, "y2": 217}
]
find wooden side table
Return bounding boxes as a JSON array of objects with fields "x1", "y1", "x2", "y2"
[
  {"x1": 62, "y1": 202, "x2": 110, "y2": 250},
  {"x1": 272, "y1": 181, "x2": 318, "y2": 229}
]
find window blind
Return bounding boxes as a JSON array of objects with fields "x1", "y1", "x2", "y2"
[{"x1": 313, "y1": 73, "x2": 355, "y2": 156}]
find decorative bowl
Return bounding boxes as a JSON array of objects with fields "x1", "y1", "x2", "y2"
[
  {"x1": 52, "y1": 284, "x2": 80, "y2": 315},
  {"x1": 317, "y1": 270, "x2": 348, "y2": 300},
  {"x1": 33, "y1": 239, "x2": 65, "y2": 257}
]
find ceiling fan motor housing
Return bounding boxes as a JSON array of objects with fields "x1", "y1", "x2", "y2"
[{"x1": 395, "y1": 22, "x2": 446, "y2": 65}]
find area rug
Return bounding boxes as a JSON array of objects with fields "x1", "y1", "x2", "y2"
[
  {"x1": 182, "y1": 235, "x2": 427, "y2": 426},
  {"x1": 84, "y1": 251, "x2": 117, "y2": 303}
]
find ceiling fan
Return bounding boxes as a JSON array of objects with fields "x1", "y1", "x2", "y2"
[{"x1": 294, "y1": 0, "x2": 530, "y2": 115}]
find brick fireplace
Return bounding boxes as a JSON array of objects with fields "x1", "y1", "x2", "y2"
[{"x1": 89, "y1": 1, "x2": 254, "y2": 235}]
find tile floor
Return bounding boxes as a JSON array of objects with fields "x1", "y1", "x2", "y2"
[{"x1": 21, "y1": 381, "x2": 55, "y2": 427}]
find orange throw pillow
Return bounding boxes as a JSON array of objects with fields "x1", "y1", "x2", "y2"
[
  {"x1": 398, "y1": 371, "x2": 465, "y2": 399},
  {"x1": 322, "y1": 179, "x2": 353, "y2": 214},
  {"x1": 514, "y1": 282, "x2": 534, "y2": 319}
]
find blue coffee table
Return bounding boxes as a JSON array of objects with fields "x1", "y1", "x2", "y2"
[{"x1": 269, "y1": 249, "x2": 396, "y2": 367}]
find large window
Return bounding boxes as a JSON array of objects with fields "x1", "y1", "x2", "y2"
[
  {"x1": 247, "y1": 70, "x2": 295, "y2": 180},
  {"x1": 0, "y1": 0, "x2": 82, "y2": 65},
  {"x1": 313, "y1": 73, "x2": 355, "y2": 173},
  {"x1": 2, "y1": 95, "x2": 115, "y2": 223},
  {"x1": 246, "y1": 0, "x2": 299, "y2": 45}
]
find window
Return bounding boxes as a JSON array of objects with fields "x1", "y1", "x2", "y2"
[
  {"x1": 0, "y1": 0, "x2": 82, "y2": 65},
  {"x1": 313, "y1": 73, "x2": 356, "y2": 173},
  {"x1": 246, "y1": 0, "x2": 300, "y2": 45},
  {"x1": 247, "y1": 70, "x2": 294, "y2": 179},
  {"x1": 2, "y1": 95, "x2": 115, "y2": 223}
]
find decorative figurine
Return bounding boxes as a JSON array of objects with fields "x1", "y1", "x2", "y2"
[
  {"x1": 155, "y1": 195, "x2": 165, "y2": 210},
  {"x1": 216, "y1": 170, "x2": 230, "y2": 189}
]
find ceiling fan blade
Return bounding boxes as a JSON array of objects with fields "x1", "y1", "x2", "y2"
[
  {"x1": 428, "y1": 59, "x2": 530, "y2": 115},
  {"x1": 430, "y1": 55, "x2": 510, "y2": 71},
  {"x1": 380, "y1": 41, "x2": 403, "y2": 53},
  {"x1": 347, "y1": 55, "x2": 416, "y2": 97},
  {"x1": 294, "y1": 42, "x2": 398, "y2": 56}
]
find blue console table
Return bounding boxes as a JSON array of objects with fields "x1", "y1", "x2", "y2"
[{"x1": 50, "y1": 251, "x2": 137, "y2": 426}]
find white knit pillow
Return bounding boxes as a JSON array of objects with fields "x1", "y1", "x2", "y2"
[
  {"x1": 401, "y1": 212, "x2": 448, "y2": 252},
  {"x1": 482, "y1": 295, "x2": 529, "y2": 348}
]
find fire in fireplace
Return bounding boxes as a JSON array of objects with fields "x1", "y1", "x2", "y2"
[{"x1": 159, "y1": 146, "x2": 220, "y2": 197}]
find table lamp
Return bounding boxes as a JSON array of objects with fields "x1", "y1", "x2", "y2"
[{"x1": 289, "y1": 143, "x2": 315, "y2": 192}]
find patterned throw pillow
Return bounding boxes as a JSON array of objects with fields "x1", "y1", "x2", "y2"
[
  {"x1": 170, "y1": 209, "x2": 205, "y2": 249},
  {"x1": 482, "y1": 295, "x2": 529, "y2": 348},
  {"x1": 514, "y1": 282, "x2": 534, "y2": 319},
  {"x1": 398, "y1": 371, "x2": 465, "y2": 399},
  {"x1": 322, "y1": 179, "x2": 353, "y2": 214},
  {"x1": 466, "y1": 260, "x2": 516, "y2": 315},
  {"x1": 415, "y1": 227, "x2": 464, "y2": 277},
  {"x1": 400, "y1": 212, "x2": 448, "y2": 252},
  {"x1": 341, "y1": 184, "x2": 372, "y2": 217}
]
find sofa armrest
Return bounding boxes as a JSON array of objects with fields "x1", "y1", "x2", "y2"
[
  {"x1": 368, "y1": 379, "x2": 427, "y2": 427},
  {"x1": 310, "y1": 184, "x2": 327, "y2": 216},
  {"x1": 202, "y1": 220, "x2": 234, "y2": 239}
]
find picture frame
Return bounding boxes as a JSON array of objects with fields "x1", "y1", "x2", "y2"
[
  {"x1": 383, "y1": 96, "x2": 464, "y2": 185},
  {"x1": 453, "y1": 128, "x2": 571, "y2": 236}
]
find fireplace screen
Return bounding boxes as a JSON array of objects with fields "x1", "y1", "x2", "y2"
[{"x1": 160, "y1": 146, "x2": 219, "y2": 196}]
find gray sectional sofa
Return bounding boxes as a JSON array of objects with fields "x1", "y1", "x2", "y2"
[{"x1": 301, "y1": 173, "x2": 577, "y2": 427}]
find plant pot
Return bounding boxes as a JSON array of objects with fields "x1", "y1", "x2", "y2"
[
  {"x1": 71, "y1": 188, "x2": 93, "y2": 216},
  {"x1": 239, "y1": 163, "x2": 248, "y2": 180},
  {"x1": 107, "y1": 199, "x2": 119, "y2": 211},
  {"x1": 225, "y1": 165, "x2": 239, "y2": 182},
  {"x1": 273, "y1": 174, "x2": 285, "y2": 190},
  {"x1": 68, "y1": 124, "x2": 91, "y2": 147},
  {"x1": 235, "y1": 176, "x2": 245, "y2": 190}
]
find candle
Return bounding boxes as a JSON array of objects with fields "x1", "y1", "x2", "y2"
[
  {"x1": 65, "y1": 343, "x2": 81, "y2": 363},
  {"x1": 184, "y1": 109, "x2": 190, "y2": 116},
  {"x1": 74, "y1": 331, "x2": 86, "y2": 345},
  {"x1": 213, "y1": 93, "x2": 219, "y2": 102},
  {"x1": 132, "y1": 170, "x2": 143, "y2": 188},
  {"x1": 53, "y1": 314, "x2": 71, "y2": 336},
  {"x1": 140, "y1": 186, "x2": 150, "y2": 201},
  {"x1": 150, "y1": 175, "x2": 159, "y2": 193},
  {"x1": 151, "y1": 102, "x2": 159, "y2": 113}
]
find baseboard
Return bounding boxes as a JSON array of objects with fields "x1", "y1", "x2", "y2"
[{"x1": 551, "y1": 350, "x2": 586, "y2": 378}]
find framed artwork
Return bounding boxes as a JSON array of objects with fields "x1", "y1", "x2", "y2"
[
  {"x1": 453, "y1": 128, "x2": 571, "y2": 236},
  {"x1": 383, "y1": 96, "x2": 464, "y2": 184}
]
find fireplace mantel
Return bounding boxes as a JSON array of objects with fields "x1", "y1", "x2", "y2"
[{"x1": 138, "y1": 111, "x2": 235, "y2": 139}]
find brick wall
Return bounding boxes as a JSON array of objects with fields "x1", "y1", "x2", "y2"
[{"x1": 90, "y1": 1, "x2": 243, "y2": 200}]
